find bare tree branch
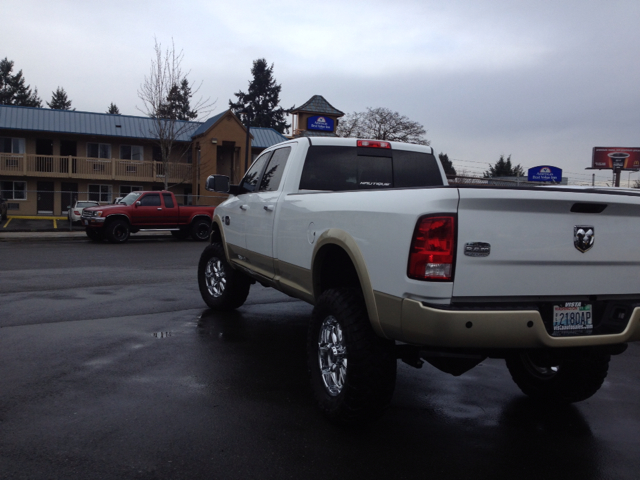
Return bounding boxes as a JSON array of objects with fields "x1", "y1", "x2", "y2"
[
  {"x1": 137, "y1": 38, "x2": 216, "y2": 190},
  {"x1": 337, "y1": 107, "x2": 429, "y2": 145}
]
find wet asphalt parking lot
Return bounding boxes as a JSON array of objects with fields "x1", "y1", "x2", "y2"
[{"x1": 1, "y1": 236, "x2": 639, "y2": 480}]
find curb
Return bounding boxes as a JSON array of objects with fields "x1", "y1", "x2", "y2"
[{"x1": 0, "y1": 231, "x2": 176, "y2": 242}]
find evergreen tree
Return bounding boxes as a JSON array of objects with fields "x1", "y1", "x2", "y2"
[
  {"x1": 47, "y1": 87, "x2": 74, "y2": 110},
  {"x1": 483, "y1": 155, "x2": 525, "y2": 178},
  {"x1": 229, "y1": 58, "x2": 291, "y2": 134},
  {"x1": 439, "y1": 153, "x2": 456, "y2": 176},
  {"x1": 156, "y1": 78, "x2": 197, "y2": 120},
  {"x1": 0, "y1": 57, "x2": 42, "y2": 107},
  {"x1": 107, "y1": 102, "x2": 120, "y2": 114}
]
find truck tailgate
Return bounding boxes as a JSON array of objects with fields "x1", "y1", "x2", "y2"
[{"x1": 453, "y1": 188, "x2": 640, "y2": 298}]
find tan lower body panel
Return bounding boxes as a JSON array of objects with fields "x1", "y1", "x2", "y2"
[
  {"x1": 399, "y1": 298, "x2": 640, "y2": 348},
  {"x1": 226, "y1": 244, "x2": 315, "y2": 305}
]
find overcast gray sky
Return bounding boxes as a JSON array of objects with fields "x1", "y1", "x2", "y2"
[{"x1": 3, "y1": 0, "x2": 639, "y2": 185}]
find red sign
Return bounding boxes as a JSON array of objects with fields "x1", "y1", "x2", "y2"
[{"x1": 592, "y1": 147, "x2": 640, "y2": 170}]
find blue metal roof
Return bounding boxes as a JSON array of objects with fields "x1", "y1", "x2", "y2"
[
  {"x1": 190, "y1": 111, "x2": 226, "y2": 138},
  {"x1": 0, "y1": 104, "x2": 289, "y2": 149},
  {"x1": 0, "y1": 104, "x2": 200, "y2": 141},
  {"x1": 249, "y1": 127, "x2": 288, "y2": 148}
]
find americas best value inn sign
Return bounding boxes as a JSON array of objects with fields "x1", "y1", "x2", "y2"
[
  {"x1": 592, "y1": 147, "x2": 640, "y2": 170},
  {"x1": 307, "y1": 116, "x2": 335, "y2": 132}
]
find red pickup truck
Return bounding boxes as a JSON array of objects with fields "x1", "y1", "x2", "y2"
[{"x1": 81, "y1": 190, "x2": 214, "y2": 243}]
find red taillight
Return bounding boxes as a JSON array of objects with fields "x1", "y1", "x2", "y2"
[
  {"x1": 74, "y1": 210, "x2": 81, "y2": 215},
  {"x1": 408, "y1": 215, "x2": 455, "y2": 281},
  {"x1": 357, "y1": 140, "x2": 391, "y2": 149}
]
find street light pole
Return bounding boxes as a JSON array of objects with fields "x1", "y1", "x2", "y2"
[{"x1": 241, "y1": 107, "x2": 252, "y2": 172}]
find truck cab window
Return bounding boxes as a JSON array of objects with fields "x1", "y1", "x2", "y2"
[
  {"x1": 240, "y1": 152, "x2": 272, "y2": 194},
  {"x1": 162, "y1": 193, "x2": 175, "y2": 208},
  {"x1": 259, "y1": 147, "x2": 291, "y2": 192},
  {"x1": 300, "y1": 146, "x2": 443, "y2": 191},
  {"x1": 139, "y1": 194, "x2": 161, "y2": 206}
]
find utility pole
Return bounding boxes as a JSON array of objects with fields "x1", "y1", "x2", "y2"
[{"x1": 241, "y1": 107, "x2": 252, "y2": 173}]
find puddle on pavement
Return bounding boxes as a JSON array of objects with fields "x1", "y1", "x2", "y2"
[{"x1": 196, "y1": 310, "x2": 246, "y2": 342}]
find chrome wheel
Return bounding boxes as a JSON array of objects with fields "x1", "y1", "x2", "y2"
[
  {"x1": 205, "y1": 257, "x2": 226, "y2": 297},
  {"x1": 318, "y1": 315, "x2": 347, "y2": 396}
]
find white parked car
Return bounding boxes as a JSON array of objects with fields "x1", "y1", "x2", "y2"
[{"x1": 67, "y1": 201, "x2": 99, "y2": 223}]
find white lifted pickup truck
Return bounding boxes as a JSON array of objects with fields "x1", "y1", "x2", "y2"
[{"x1": 199, "y1": 137, "x2": 640, "y2": 424}]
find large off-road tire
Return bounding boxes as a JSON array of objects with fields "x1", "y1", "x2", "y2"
[
  {"x1": 198, "y1": 243, "x2": 251, "y2": 310},
  {"x1": 505, "y1": 350, "x2": 610, "y2": 403},
  {"x1": 308, "y1": 288, "x2": 397, "y2": 425},
  {"x1": 85, "y1": 228, "x2": 104, "y2": 242},
  {"x1": 105, "y1": 219, "x2": 130, "y2": 244},
  {"x1": 191, "y1": 218, "x2": 211, "y2": 241}
]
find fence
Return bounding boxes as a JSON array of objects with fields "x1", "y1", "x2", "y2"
[{"x1": 0, "y1": 153, "x2": 192, "y2": 184}]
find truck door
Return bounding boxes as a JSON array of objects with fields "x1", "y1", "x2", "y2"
[
  {"x1": 243, "y1": 147, "x2": 291, "y2": 279},
  {"x1": 224, "y1": 151, "x2": 272, "y2": 264},
  {"x1": 129, "y1": 192, "x2": 163, "y2": 226}
]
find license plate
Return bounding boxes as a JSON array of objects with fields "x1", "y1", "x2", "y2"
[
  {"x1": 553, "y1": 302, "x2": 593, "y2": 335},
  {"x1": 83, "y1": 220, "x2": 88, "y2": 225}
]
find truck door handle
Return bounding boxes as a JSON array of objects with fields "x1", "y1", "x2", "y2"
[
  {"x1": 239, "y1": 205, "x2": 248, "y2": 211},
  {"x1": 157, "y1": 208, "x2": 162, "y2": 210},
  {"x1": 263, "y1": 205, "x2": 274, "y2": 212}
]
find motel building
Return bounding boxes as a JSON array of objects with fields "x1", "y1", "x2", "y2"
[{"x1": 0, "y1": 95, "x2": 344, "y2": 216}]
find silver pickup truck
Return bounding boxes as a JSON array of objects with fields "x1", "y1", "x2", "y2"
[{"x1": 199, "y1": 137, "x2": 640, "y2": 424}]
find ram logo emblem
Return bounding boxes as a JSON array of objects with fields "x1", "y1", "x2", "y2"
[{"x1": 574, "y1": 226, "x2": 594, "y2": 253}]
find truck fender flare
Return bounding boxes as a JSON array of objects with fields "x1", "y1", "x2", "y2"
[
  {"x1": 211, "y1": 215, "x2": 233, "y2": 264},
  {"x1": 104, "y1": 213, "x2": 130, "y2": 225},
  {"x1": 312, "y1": 228, "x2": 386, "y2": 338},
  {"x1": 190, "y1": 213, "x2": 213, "y2": 224}
]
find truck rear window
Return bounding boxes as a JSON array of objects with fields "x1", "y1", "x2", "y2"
[{"x1": 299, "y1": 146, "x2": 443, "y2": 191}]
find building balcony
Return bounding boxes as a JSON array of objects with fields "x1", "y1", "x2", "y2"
[{"x1": 0, "y1": 153, "x2": 192, "y2": 184}]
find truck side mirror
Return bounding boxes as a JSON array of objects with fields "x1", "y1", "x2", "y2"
[
  {"x1": 135, "y1": 201, "x2": 141, "y2": 207},
  {"x1": 206, "y1": 175, "x2": 230, "y2": 193}
]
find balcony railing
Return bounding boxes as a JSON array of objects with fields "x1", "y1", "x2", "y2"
[{"x1": 0, "y1": 154, "x2": 192, "y2": 184}]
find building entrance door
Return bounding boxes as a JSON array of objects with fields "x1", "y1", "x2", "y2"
[
  {"x1": 60, "y1": 141, "x2": 77, "y2": 173},
  {"x1": 217, "y1": 144, "x2": 236, "y2": 182},
  {"x1": 36, "y1": 139, "x2": 54, "y2": 172},
  {"x1": 37, "y1": 181, "x2": 55, "y2": 214}
]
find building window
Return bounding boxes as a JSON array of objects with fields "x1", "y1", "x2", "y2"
[
  {"x1": 88, "y1": 184, "x2": 112, "y2": 203},
  {"x1": 119, "y1": 185, "x2": 143, "y2": 197},
  {"x1": 120, "y1": 145, "x2": 143, "y2": 161},
  {"x1": 0, "y1": 137, "x2": 25, "y2": 154},
  {"x1": 1, "y1": 137, "x2": 25, "y2": 168},
  {"x1": 1, "y1": 181, "x2": 27, "y2": 200},
  {"x1": 87, "y1": 143, "x2": 111, "y2": 159}
]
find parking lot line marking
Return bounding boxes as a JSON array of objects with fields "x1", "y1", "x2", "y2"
[
  {"x1": 3, "y1": 218, "x2": 11, "y2": 228},
  {"x1": 6, "y1": 215, "x2": 67, "y2": 220},
  {"x1": 53, "y1": 219, "x2": 57, "y2": 229}
]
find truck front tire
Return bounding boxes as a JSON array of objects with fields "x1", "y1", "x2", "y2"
[
  {"x1": 198, "y1": 243, "x2": 251, "y2": 310},
  {"x1": 505, "y1": 350, "x2": 610, "y2": 403},
  {"x1": 308, "y1": 288, "x2": 397, "y2": 424},
  {"x1": 106, "y1": 219, "x2": 130, "y2": 244}
]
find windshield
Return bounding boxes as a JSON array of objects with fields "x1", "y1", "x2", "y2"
[{"x1": 120, "y1": 191, "x2": 143, "y2": 206}]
